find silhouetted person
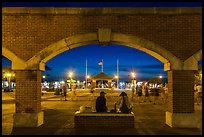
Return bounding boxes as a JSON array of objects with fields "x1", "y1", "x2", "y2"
[
  {"x1": 95, "y1": 91, "x2": 108, "y2": 112},
  {"x1": 89, "y1": 87, "x2": 95, "y2": 101},
  {"x1": 115, "y1": 91, "x2": 133, "y2": 113},
  {"x1": 62, "y1": 83, "x2": 67, "y2": 101}
]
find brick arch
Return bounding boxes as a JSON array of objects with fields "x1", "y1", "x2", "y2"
[
  {"x1": 183, "y1": 49, "x2": 202, "y2": 70},
  {"x1": 26, "y1": 32, "x2": 181, "y2": 71},
  {"x1": 2, "y1": 47, "x2": 27, "y2": 70}
]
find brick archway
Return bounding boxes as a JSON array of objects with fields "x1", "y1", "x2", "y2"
[
  {"x1": 2, "y1": 47, "x2": 27, "y2": 70},
  {"x1": 26, "y1": 32, "x2": 182, "y2": 71},
  {"x1": 2, "y1": 7, "x2": 202, "y2": 128}
]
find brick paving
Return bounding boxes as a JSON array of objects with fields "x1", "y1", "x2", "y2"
[{"x1": 2, "y1": 91, "x2": 202, "y2": 135}]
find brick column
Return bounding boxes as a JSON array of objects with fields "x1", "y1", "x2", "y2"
[
  {"x1": 13, "y1": 70, "x2": 44, "y2": 127},
  {"x1": 166, "y1": 70, "x2": 197, "y2": 128}
]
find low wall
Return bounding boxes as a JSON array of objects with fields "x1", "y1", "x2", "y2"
[{"x1": 74, "y1": 112, "x2": 135, "y2": 128}]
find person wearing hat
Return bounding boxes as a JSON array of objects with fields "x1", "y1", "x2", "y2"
[
  {"x1": 115, "y1": 91, "x2": 133, "y2": 113},
  {"x1": 95, "y1": 91, "x2": 108, "y2": 112}
]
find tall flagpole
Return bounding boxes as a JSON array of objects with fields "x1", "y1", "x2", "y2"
[
  {"x1": 117, "y1": 59, "x2": 119, "y2": 89},
  {"x1": 86, "y1": 59, "x2": 87, "y2": 89}
]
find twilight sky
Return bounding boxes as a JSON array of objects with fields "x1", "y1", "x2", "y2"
[{"x1": 2, "y1": 2, "x2": 202, "y2": 82}]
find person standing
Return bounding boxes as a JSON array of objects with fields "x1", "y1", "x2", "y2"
[
  {"x1": 195, "y1": 84, "x2": 202, "y2": 105},
  {"x1": 71, "y1": 84, "x2": 77, "y2": 100},
  {"x1": 137, "y1": 85, "x2": 142, "y2": 103},
  {"x1": 144, "y1": 84, "x2": 149, "y2": 102},
  {"x1": 131, "y1": 86, "x2": 136, "y2": 101},
  {"x1": 62, "y1": 83, "x2": 67, "y2": 101},
  {"x1": 163, "y1": 84, "x2": 168, "y2": 104},
  {"x1": 95, "y1": 91, "x2": 108, "y2": 112},
  {"x1": 89, "y1": 87, "x2": 95, "y2": 101},
  {"x1": 141, "y1": 83, "x2": 146, "y2": 102}
]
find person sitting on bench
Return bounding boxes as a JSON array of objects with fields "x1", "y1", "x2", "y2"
[
  {"x1": 115, "y1": 91, "x2": 133, "y2": 113},
  {"x1": 95, "y1": 91, "x2": 108, "y2": 112}
]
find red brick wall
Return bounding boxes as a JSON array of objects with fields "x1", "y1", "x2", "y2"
[
  {"x1": 2, "y1": 14, "x2": 201, "y2": 61},
  {"x1": 167, "y1": 70, "x2": 195, "y2": 113},
  {"x1": 15, "y1": 70, "x2": 42, "y2": 113},
  {"x1": 74, "y1": 115, "x2": 134, "y2": 128}
]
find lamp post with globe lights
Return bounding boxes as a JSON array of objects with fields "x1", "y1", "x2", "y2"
[
  {"x1": 115, "y1": 75, "x2": 119, "y2": 89},
  {"x1": 86, "y1": 75, "x2": 90, "y2": 89},
  {"x1": 131, "y1": 72, "x2": 136, "y2": 87}
]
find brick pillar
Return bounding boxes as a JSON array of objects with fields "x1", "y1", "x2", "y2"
[
  {"x1": 166, "y1": 70, "x2": 197, "y2": 128},
  {"x1": 13, "y1": 70, "x2": 44, "y2": 127}
]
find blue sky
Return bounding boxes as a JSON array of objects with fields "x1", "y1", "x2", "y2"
[
  {"x1": 42, "y1": 44, "x2": 166, "y2": 81},
  {"x1": 3, "y1": 44, "x2": 167, "y2": 81}
]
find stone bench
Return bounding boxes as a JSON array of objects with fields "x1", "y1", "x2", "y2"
[{"x1": 74, "y1": 112, "x2": 135, "y2": 128}]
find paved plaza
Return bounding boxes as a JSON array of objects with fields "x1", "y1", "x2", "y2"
[{"x1": 2, "y1": 90, "x2": 202, "y2": 135}]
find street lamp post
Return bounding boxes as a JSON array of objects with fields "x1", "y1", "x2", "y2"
[
  {"x1": 42, "y1": 75, "x2": 46, "y2": 82},
  {"x1": 159, "y1": 75, "x2": 163, "y2": 85},
  {"x1": 115, "y1": 75, "x2": 118, "y2": 89},
  {"x1": 86, "y1": 75, "x2": 90, "y2": 89},
  {"x1": 131, "y1": 72, "x2": 136, "y2": 87},
  {"x1": 68, "y1": 72, "x2": 73, "y2": 89}
]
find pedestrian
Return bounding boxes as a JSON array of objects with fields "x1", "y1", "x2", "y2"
[
  {"x1": 195, "y1": 84, "x2": 202, "y2": 105},
  {"x1": 62, "y1": 83, "x2": 67, "y2": 101},
  {"x1": 95, "y1": 91, "x2": 108, "y2": 112},
  {"x1": 163, "y1": 84, "x2": 168, "y2": 104},
  {"x1": 144, "y1": 84, "x2": 149, "y2": 102},
  {"x1": 131, "y1": 86, "x2": 136, "y2": 101},
  {"x1": 153, "y1": 88, "x2": 159, "y2": 105},
  {"x1": 89, "y1": 87, "x2": 95, "y2": 101},
  {"x1": 71, "y1": 84, "x2": 77, "y2": 100},
  {"x1": 141, "y1": 83, "x2": 146, "y2": 102},
  {"x1": 115, "y1": 91, "x2": 133, "y2": 113},
  {"x1": 159, "y1": 86, "x2": 165, "y2": 104},
  {"x1": 137, "y1": 85, "x2": 142, "y2": 103}
]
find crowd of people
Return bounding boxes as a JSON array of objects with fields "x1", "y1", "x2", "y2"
[
  {"x1": 131, "y1": 83, "x2": 168, "y2": 105},
  {"x1": 56, "y1": 82, "x2": 202, "y2": 107}
]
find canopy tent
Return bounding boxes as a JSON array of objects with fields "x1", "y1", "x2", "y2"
[
  {"x1": 67, "y1": 79, "x2": 76, "y2": 83},
  {"x1": 91, "y1": 72, "x2": 113, "y2": 81}
]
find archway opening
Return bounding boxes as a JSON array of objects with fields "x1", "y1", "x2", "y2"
[
  {"x1": 2, "y1": 56, "x2": 16, "y2": 91},
  {"x1": 43, "y1": 44, "x2": 167, "y2": 90},
  {"x1": 37, "y1": 43, "x2": 170, "y2": 131}
]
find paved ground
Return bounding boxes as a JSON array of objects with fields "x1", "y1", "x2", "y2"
[{"x1": 2, "y1": 90, "x2": 202, "y2": 135}]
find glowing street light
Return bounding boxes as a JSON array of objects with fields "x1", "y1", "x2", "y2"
[
  {"x1": 6, "y1": 73, "x2": 11, "y2": 77},
  {"x1": 159, "y1": 75, "x2": 163, "y2": 79},
  {"x1": 131, "y1": 72, "x2": 136, "y2": 79},
  {"x1": 42, "y1": 75, "x2": 46, "y2": 79},
  {"x1": 68, "y1": 71, "x2": 74, "y2": 89},
  {"x1": 69, "y1": 72, "x2": 73, "y2": 79}
]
